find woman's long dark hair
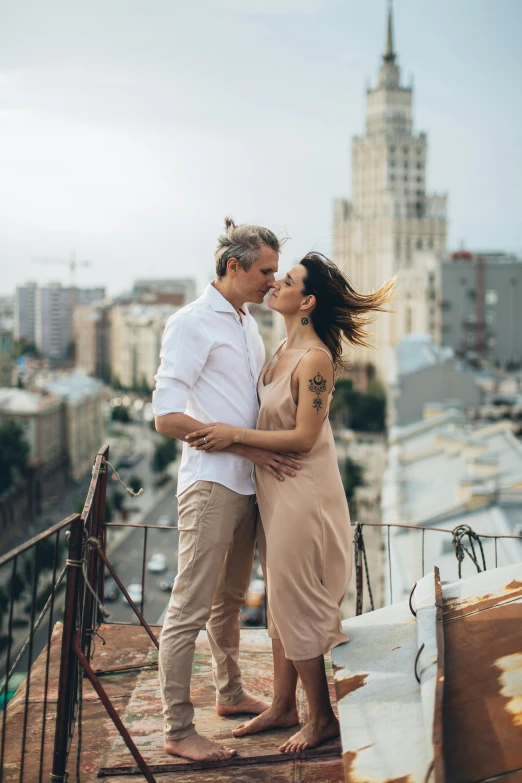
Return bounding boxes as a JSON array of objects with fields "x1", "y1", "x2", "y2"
[{"x1": 299, "y1": 253, "x2": 395, "y2": 374}]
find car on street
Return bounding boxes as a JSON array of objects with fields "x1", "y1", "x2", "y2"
[
  {"x1": 104, "y1": 578, "x2": 120, "y2": 602},
  {"x1": 124, "y1": 583, "x2": 143, "y2": 605},
  {"x1": 147, "y1": 552, "x2": 167, "y2": 573},
  {"x1": 240, "y1": 578, "x2": 266, "y2": 627},
  {"x1": 157, "y1": 571, "x2": 176, "y2": 592},
  {"x1": 240, "y1": 605, "x2": 264, "y2": 627}
]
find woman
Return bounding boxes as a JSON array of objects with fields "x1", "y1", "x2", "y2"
[{"x1": 186, "y1": 253, "x2": 394, "y2": 752}]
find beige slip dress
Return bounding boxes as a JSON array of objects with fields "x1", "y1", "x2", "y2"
[{"x1": 255, "y1": 346, "x2": 352, "y2": 661}]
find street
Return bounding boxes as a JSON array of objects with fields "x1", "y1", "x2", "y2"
[{"x1": 105, "y1": 485, "x2": 179, "y2": 625}]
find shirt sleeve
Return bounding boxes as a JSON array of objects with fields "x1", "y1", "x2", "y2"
[{"x1": 152, "y1": 312, "x2": 213, "y2": 416}]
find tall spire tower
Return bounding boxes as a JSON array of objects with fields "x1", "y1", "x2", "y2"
[{"x1": 332, "y1": 2, "x2": 447, "y2": 381}]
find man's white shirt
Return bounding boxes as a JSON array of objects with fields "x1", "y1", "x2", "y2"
[{"x1": 152, "y1": 282, "x2": 266, "y2": 496}]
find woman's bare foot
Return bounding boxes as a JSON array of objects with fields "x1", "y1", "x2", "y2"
[
  {"x1": 232, "y1": 705, "x2": 299, "y2": 737},
  {"x1": 216, "y1": 692, "x2": 270, "y2": 717},
  {"x1": 164, "y1": 732, "x2": 237, "y2": 761},
  {"x1": 278, "y1": 715, "x2": 339, "y2": 753}
]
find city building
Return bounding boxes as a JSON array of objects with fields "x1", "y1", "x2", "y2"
[
  {"x1": 0, "y1": 295, "x2": 14, "y2": 331},
  {"x1": 389, "y1": 333, "x2": 480, "y2": 426},
  {"x1": 332, "y1": 4, "x2": 447, "y2": 379},
  {"x1": 14, "y1": 282, "x2": 38, "y2": 344},
  {"x1": 382, "y1": 409, "x2": 522, "y2": 602},
  {"x1": 42, "y1": 373, "x2": 104, "y2": 482},
  {"x1": 110, "y1": 303, "x2": 177, "y2": 390},
  {"x1": 0, "y1": 388, "x2": 65, "y2": 467},
  {"x1": 0, "y1": 330, "x2": 13, "y2": 387},
  {"x1": 73, "y1": 303, "x2": 112, "y2": 381},
  {"x1": 132, "y1": 278, "x2": 196, "y2": 307},
  {"x1": 248, "y1": 300, "x2": 277, "y2": 358},
  {"x1": 440, "y1": 251, "x2": 522, "y2": 367},
  {"x1": 0, "y1": 388, "x2": 68, "y2": 531},
  {"x1": 15, "y1": 282, "x2": 105, "y2": 362}
]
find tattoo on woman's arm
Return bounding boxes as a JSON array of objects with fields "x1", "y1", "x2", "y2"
[{"x1": 308, "y1": 372, "x2": 326, "y2": 413}]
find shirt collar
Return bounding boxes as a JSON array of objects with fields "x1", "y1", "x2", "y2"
[{"x1": 203, "y1": 282, "x2": 250, "y2": 319}]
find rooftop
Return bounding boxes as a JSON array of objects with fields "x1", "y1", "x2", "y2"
[
  {"x1": 41, "y1": 371, "x2": 104, "y2": 404},
  {"x1": 3, "y1": 624, "x2": 344, "y2": 782},
  {"x1": 396, "y1": 333, "x2": 456, "y2": 377},
  {"x1": 0, "y1": 387, "x2": 62, "y2": 414}
]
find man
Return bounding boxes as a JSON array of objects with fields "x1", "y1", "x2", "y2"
[{"x1": 152, "y1": 217, "x2": 301, "y2": 762}]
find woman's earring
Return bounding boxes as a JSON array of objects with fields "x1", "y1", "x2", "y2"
[{"x1": 301, "y1": 317, "x2": 309, "y2": 326}]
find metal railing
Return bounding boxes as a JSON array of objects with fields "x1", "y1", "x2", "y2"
[
  {"x1": 353, "y1": 520, "x2": 522, "y2": 615},
  {"x1": 0, "y1": 514, "x2": 76, "y2": 783},
  {"x1": 2, "y1": 442, "x2": 522, "y2": 781}
]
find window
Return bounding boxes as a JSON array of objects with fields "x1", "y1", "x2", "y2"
[
  {"x1": 416, "y1": 239, "x2": 422, "y2": 249},
  {"x1": 390, "y1": 160, "x2": 395, "y2": 167},
  {"x1": 428, "y1": 237, "x2": 434, "y2": 249},
  {"x1": 416, "y1": 176, "x2": 422, "y2": 183},
  {"x1": 485, "y1": 289, "x2": 498, "y2": 306},
  {"x1": 390, "y1": 146, "x2": 396, "y2": 153},
  {"x1": 403, "y1": 175, "x2": 408, "y2": 182},
  {"x1": 390, "y1": 174, "x2": 395, "y2": 181},
  {"x1": 417, "y1": 162, "x2": 423, "y2": 169},
  {"x1": 403, "y1": 146, "x2": 409, "y2": 154}
]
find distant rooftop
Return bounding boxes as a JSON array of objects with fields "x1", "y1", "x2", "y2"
[
  {"x1": 443, "y1": 250, "x2": 521, "y2": 264},
  {"x1": 396, "y1": 332, "x2": 455, "y2": 376},
  {"x1": 384, "y1": 415, "x2": 522, "y2": 585},
  {"x1": 0, "y1": 387, "x2": 61, "y2": 414},
  {"x1": 43, "y1": 372, "x2": 104, "y2": 404}
]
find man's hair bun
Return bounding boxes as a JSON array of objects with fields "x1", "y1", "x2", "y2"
[{"x1": 224, "y1": 216, "x2": 236, "y2": 233}]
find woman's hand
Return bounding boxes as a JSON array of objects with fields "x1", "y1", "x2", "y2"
[{"x1": 185, "y1": 423, "x2": 241, "y2": 452}]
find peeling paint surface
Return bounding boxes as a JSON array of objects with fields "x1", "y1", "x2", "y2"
[
  {"x1": 496, "y1": 652, "x2": 522, "y2": 729},
  {"x1": 442, "y1": 564, "x2": 522, "y2": 783},
  {"x1": 332, "y1": 601, "x2": 433, "y2": 783}
]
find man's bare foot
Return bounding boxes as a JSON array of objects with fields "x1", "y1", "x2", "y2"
[
  {"x1": 278, "y1": 715, "x2": 339, "y2": 753},
  {"x1": 233, "y1": 705, "x2": 299, "y2": 737},
  {"x1": 216, "y1": 692, "x2": 270, "y2": 717},
  {"x1": 164, "y1": 731, "x2": 237, "y2": 762}
]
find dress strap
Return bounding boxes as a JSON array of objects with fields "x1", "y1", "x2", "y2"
[{"x1": 293, "y1": 346, "x2": 335, "y2": 373}]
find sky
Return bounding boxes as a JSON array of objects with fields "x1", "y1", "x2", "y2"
[{"x1": 0, "y1": 0, "x2": 521, "y2": 297}]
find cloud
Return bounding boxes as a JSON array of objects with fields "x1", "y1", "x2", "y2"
[{"x1": 213, "y1": 0, "x2": 337, "y2": 14}]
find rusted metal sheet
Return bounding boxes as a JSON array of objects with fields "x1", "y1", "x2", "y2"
[
  {"x1": 442, "y1": 563, "x2": 522, "y2": 783},
  {"x1": 332, "y1": 599, "x2": 434, "y2": 783}
]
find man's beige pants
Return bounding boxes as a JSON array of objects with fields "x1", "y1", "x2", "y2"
[{"x1": 159, "y1": 480, "x2": 256, "y2": 740}]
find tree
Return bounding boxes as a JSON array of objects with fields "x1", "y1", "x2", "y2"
[
  {"x1": 343, "y1": 456, "x2": 364, "y2": 516},
  {"x1": 112, "y1": 489, "x2": 125, "y2": 512},
  {"x1": 152, "y1": 436, "x2": 178, "y2": 473},
  {"x1": 128, "y1": 475, "x2": 143, "y2": 494},
  {"x1": 112, "y1": 404, "x2": 131, "y2": 423},
  {"x1": 13, "y1": 339, "x2": 40, "y2": 359},
  {"x1": 0, "y1": 420, "x2": 30, "y2": 494},
  {"x1": 329, "y1": 378, "x2": 386, "y2": 433}
]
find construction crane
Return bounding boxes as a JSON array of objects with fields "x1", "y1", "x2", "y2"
[{"x1": 32, "y1": 250, "x2": 91, "y2": 289}]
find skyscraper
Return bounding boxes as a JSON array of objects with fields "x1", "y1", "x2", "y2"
[{"x1": 333, "y1": 2, "x2": 447, "y2": 379}]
